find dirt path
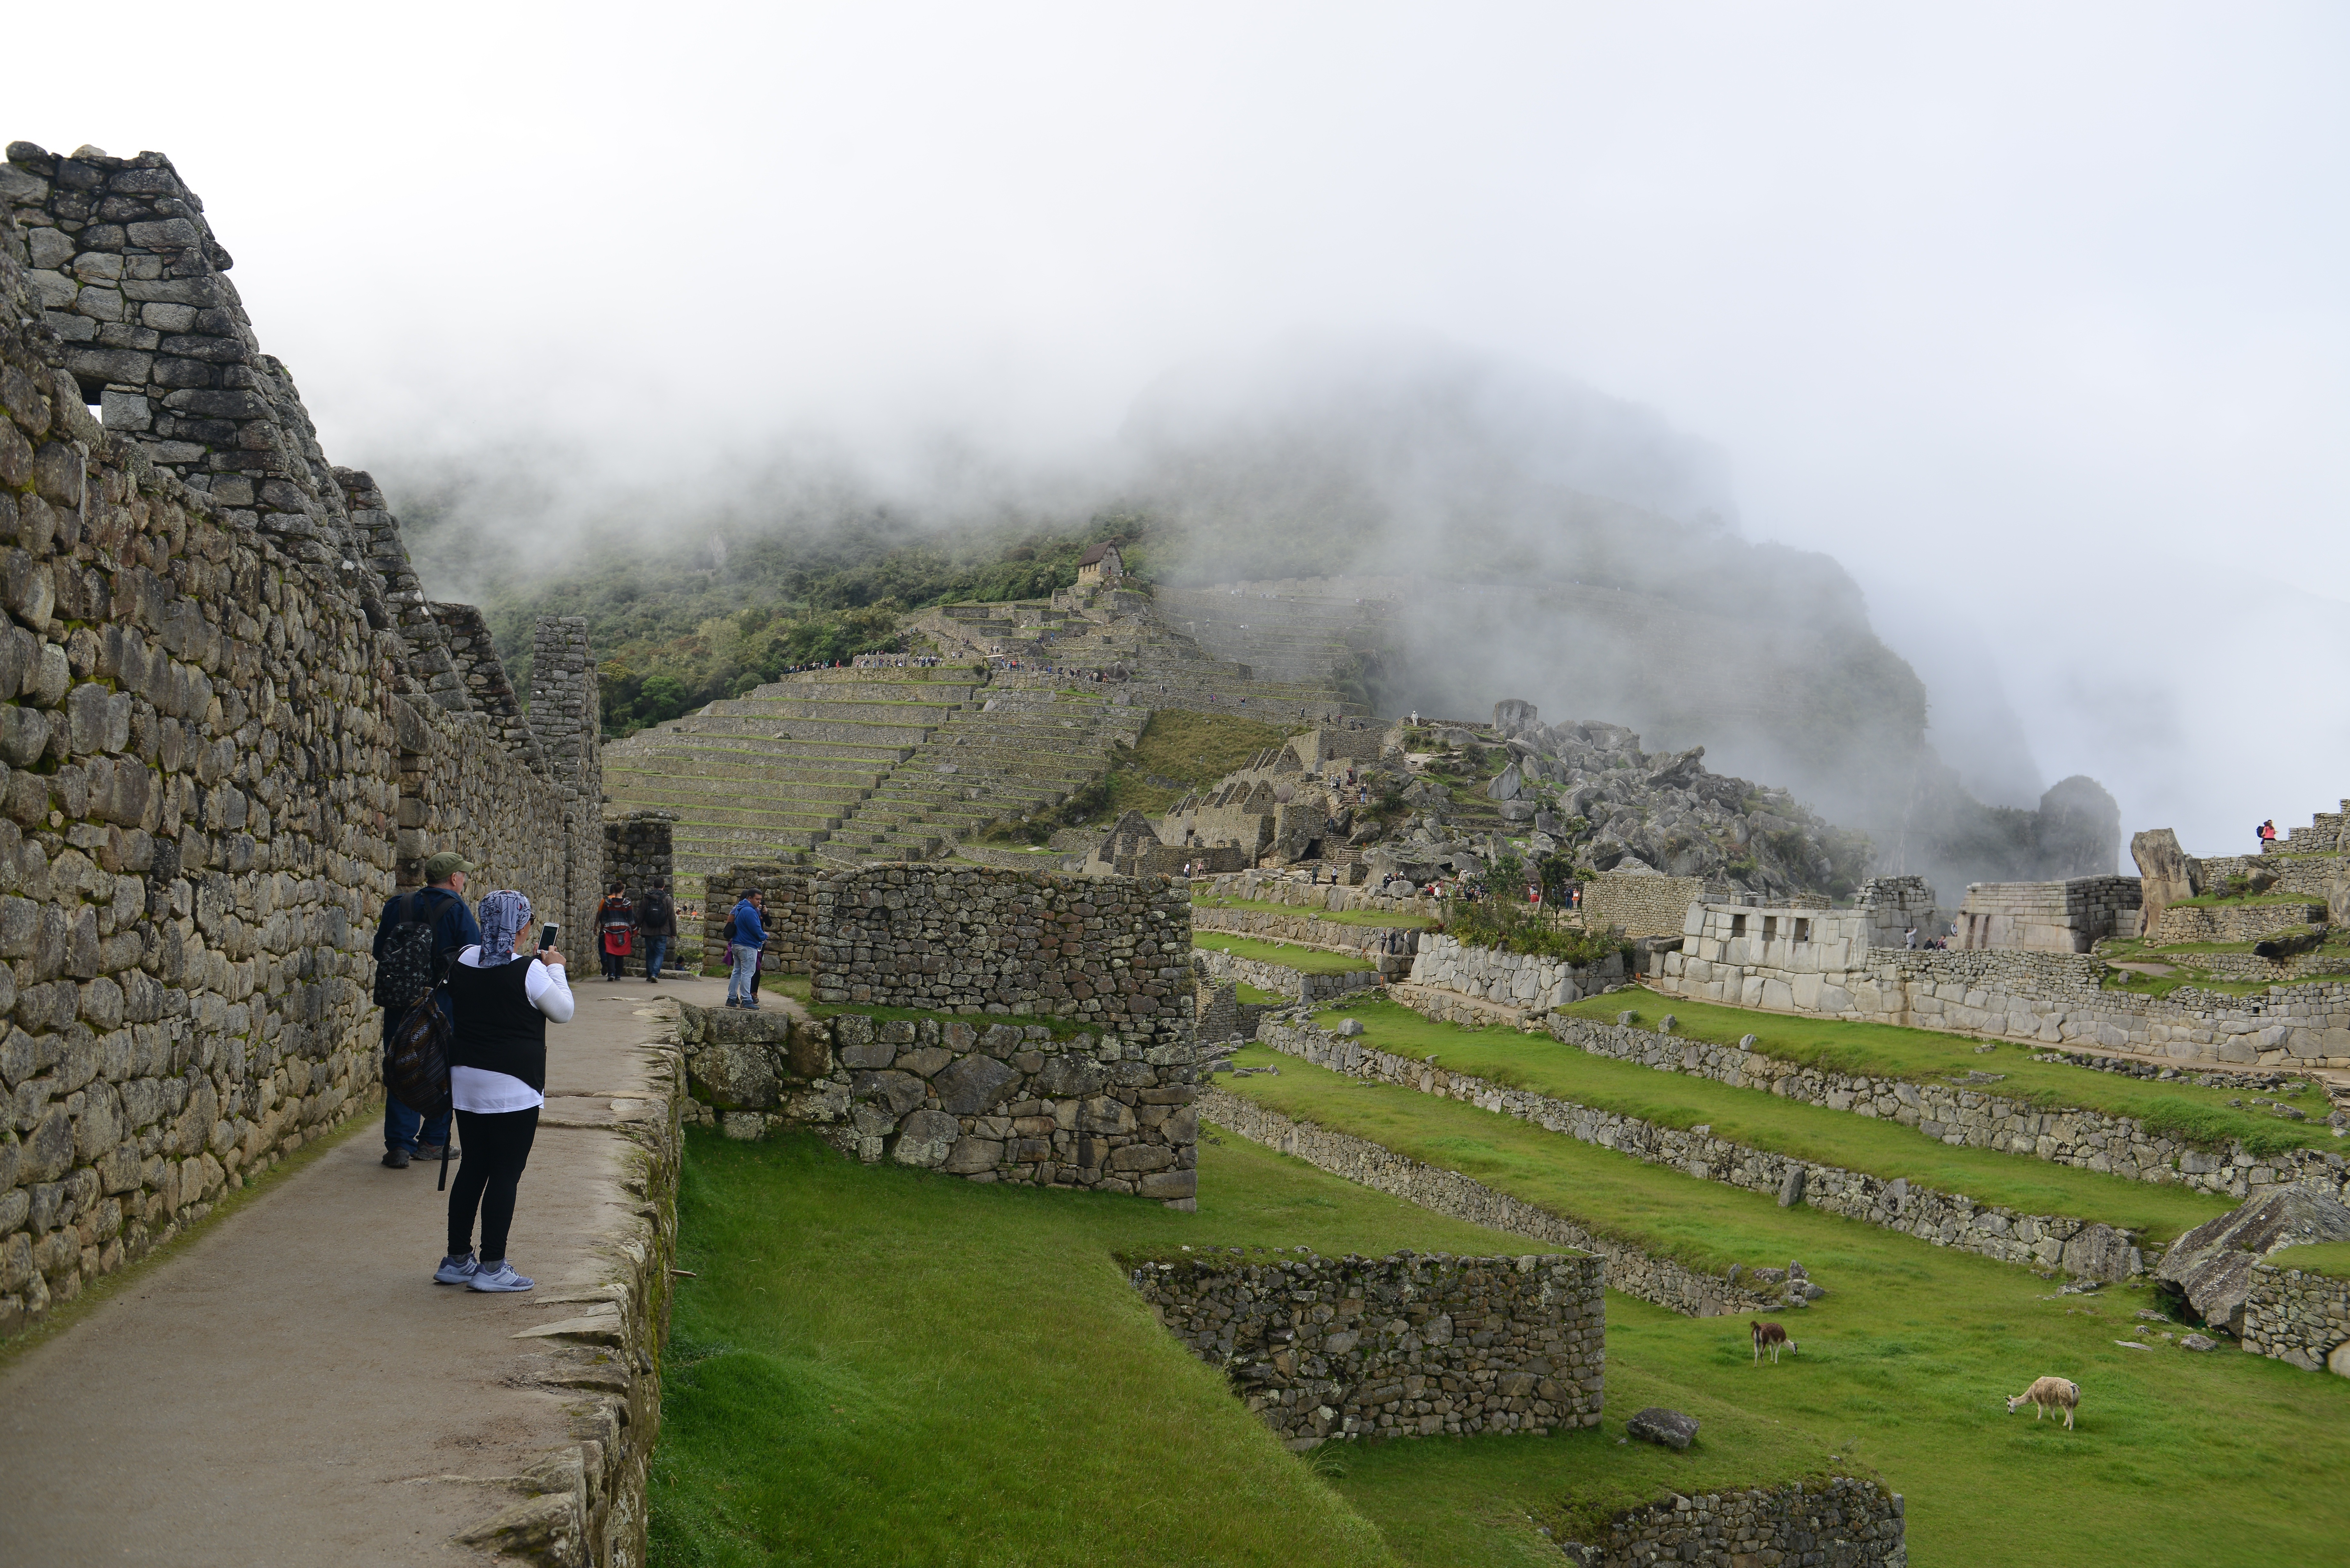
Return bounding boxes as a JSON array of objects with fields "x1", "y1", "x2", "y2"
[{"x1": 0, "y1": 972, "x2": 710, "y2": 1567}]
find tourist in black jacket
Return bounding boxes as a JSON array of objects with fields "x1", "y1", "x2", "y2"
[{"x1": 372, "y1": 851, "x2": 481, "y2": 1169}]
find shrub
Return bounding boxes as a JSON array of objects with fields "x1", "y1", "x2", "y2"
[{"x1": 1441, "y1": 896, "x2": 1621, "y2": 965}]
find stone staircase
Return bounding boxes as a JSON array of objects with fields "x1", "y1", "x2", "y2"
[{"x1": 2268, "y1": 803, "x2": 2350, "y2": 856}]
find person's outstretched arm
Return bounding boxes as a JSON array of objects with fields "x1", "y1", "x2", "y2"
[{"x1": 526, "y1": 952, "x2": 576, "y2": 1022}]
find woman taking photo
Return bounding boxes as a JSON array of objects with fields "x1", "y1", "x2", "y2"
[{"x1": 433, "y1": 890, "x2": 574, "y2": 1293}]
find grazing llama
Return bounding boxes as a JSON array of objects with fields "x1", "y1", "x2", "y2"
[
  {"x1": 2005, "y1": 1376, "x2": 2080, "y2": 1430},
  {"x1": 1751, "y1": 1320, "x2": 1797, "y2": 1364}
]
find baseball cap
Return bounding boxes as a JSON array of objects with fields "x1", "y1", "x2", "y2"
[{"x1": 422, "y1": 851, "x2": 476, "y2": 882}]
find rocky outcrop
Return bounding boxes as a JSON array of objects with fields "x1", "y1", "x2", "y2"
[
  {"x1": 2132, "y1": 828, "x2": 2197, "y2": 939},
  {"x1": 2157, "y1": 1187, "x2": 2350, "y2": 1332}
]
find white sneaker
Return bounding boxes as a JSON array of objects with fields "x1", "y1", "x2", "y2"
[
  {"x1": 433, "y1": 1253, "x2": 479, "y2": 1285},
  {"x1": 468, "y1": 1260, "x2": 534, "y2": 1292}
]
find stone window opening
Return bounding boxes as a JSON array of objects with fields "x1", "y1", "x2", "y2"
[
  {"x1": 1730, "y1": 913, "x2": 1747, "y2": 937},
  {"x1": 1762, "y1": 916, "x2": 1778, "y2": 942},
  {"x1": 1794, "y1": 918, "x2": 1812, "y2": 943}
]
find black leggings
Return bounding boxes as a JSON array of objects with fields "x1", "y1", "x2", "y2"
[{"x1": 447, "y1": 1106, "x2": 539, "y2": 1262}]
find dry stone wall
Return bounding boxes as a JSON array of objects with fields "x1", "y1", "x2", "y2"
[
  {"x1": 1191, "y1": 944, "x2": 1380, "y2": 1007},
  {"x1": 1259, "y1": 1020, "x2": 2148, "y2": 1280},
  {"x1": 2152, "y1": 901, "x2": 2324, "y2": 945},
  {"x1": 1558, "y1": 1479, "x2": 1905, "y2": 1568},
  {"x1": 1128, "y1": 1247, "x2": 1603, "y2": 1449},
  {"x1": 676, "y1": 1001, "x2": 1199, "y2": 1205},
  {"x1": 1584, "y1": 870, "x2": 1704, "y2": 938},
  {"x1": 2240, "y1": 1260, "x2": 2350, "y2": 1374},
  {"x1": 815, "y1": 864, "x2": 1191, "y2": 1046},
  {"x1": 701, "y1": 861, "x2": 814, "y2": 974},
  {"x1": 1407, "y1": 932, "x2": 1623, "y2": 1011},
  {"x1": 0, "y1": 147, "x2": 603, "y2": 1338},
  {"x1": 1548, "y1": 1016, "x2": 2350, "y2": 1205},
  {"x1": 1189, "y1": 901, "x2": 1422, "y2": 972},
  {"x1": 1200, "y1": 867, "x2": 1439, "y2": 921},
  {"x1": 1202, "y1": 1087, "x2": 1782, "y2": 1316}
]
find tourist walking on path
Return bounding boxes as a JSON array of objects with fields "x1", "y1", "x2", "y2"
[
  {"x1": 637, "y1": 880, "x2": 678, "y2": 982},
  {"x1": 596, "y1": 883, "x2": 634, "y2": 980},
  {"x1": 725, "y1": 889, "x2": 767, "y2": 1008},
  {"x1": 373, "y1": 851, "x2": 481, "y2": 1170},
  {"x1": 435, "y1": 890, "x2": 574, "y2": 1293}
]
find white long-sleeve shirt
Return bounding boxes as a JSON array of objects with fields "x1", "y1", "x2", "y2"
[{"x1": 449, "y1": 946, "x2": 575, "y2": 1113}]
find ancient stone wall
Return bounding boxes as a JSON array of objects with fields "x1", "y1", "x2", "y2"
[
  {"x1": 1259, "y1": 1019, "x2": 2148, "y2": 1281},
  {"x1": 527, "y1": 617, "x2": 601, "y2": 971},
  {"x1": 1547, "y1": 1015, "x2": 2350, "y2": 1205},
  {"x1": 1199, "y1": 867, "x2": 1441, "y2": 921},
  {"x1": 0, "y1": 146, "x2": 603, "y2": 1337},
  {"x1": 701, "y1": 860, "x2": 814, "y2": 974},
  {"x1": 1406, "y1": 932, "x2": 1623, "y2": 1011},
  {"x1": 2240, "y1": 1258, "x2": 2350, "y2": 1373},
  {"x1": 1202, "y1": 1087, "x2": 1784, "y2": 1316},
  {"x1": 675, "y1": 1001, "x2": 1198, "y2": 1205},
  {"x1": 1191, "y1": 944, "x2": 1380, "y2": 1006},
  {"x1": 1558, "y1": 1479, "x2": 1905, "y2": 1568},
  {"x1": 1128, "y1": 1247, "x2": 1604, "y2": 1448},
  {"x1": 1190, "y1": 902, "x2": 1421, "y2": 971},
  {"x1": 1653, "y1": 916, "x2": 2350, "y2": 1070},
  {"x1": 1957, "y1": 875, "x2": 2141, "y2": 952},
  {"x1": 1583, "y1": 870, "x2": 1702, "y2": 938},
  {"x1": 427, "y1": 599, "x2": 547, "y2": 772},
  {"x1": 813, "y1": 865, "x2": 1191, "y2": 1045},
  {"x1": 2152, "y1": 900, "x2": 2325, "y2": 946}
]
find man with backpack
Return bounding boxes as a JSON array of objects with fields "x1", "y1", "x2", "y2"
[
  {"x1": 637, "y1": 879, "x2": 678, "y2": 983},
  {"x1": 374, "y1": 851, "x2": 483, "y2": 1169},
  {"x1": 724, "y1": 888, "x2": 766, "y2": 1009}
]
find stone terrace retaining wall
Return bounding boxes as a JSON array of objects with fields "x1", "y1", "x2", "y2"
[
  {"x1": 1584, "y1": 870, "x2": 1704, "y2": 938},
  {"x1": 1202, "y1": 1087, "x2": 1781, "y2": 1316},
  {"x1": 0, "y1": 163, "x2": 604, "y2": 1338},
  {"x1": 678, "y1": 1002, "x2": 1199, "y2": 1206},
  {"x1": 1192, "y1": 944, "x2": 1380, "y2": 1006},
  {"x1": 1129, "y1": 1248, "x2": 1603, "y2": 1449},
  {"x1": 701, "y1": 861, "x2": 813, "y2": 973},
  {"x1": 1260, "y1": 1020, "x2": 2147, "y2": 1280},
  {"x1": 2240, "y1": 1259, "x2": 2350, "y2": 1374},
  {"x1": 1200, "y1": 867, "x2": 1438, "y2": 920},
  {"x1": 1408, "y1": 932, "x2": 1622, "y2": 1011},
  {"x1": 1653, "y1": 929, "x2": 2350, "y2": 1070},
  {"x1": 1549, "y1": 1016, "x2": 2350, "y2": 1205},
  {"x1": 1189, "y1": 902, "x2": 1421, "y2": 974},
  {"x1": 815, "y1": 864, "x2": 1191, "y2": 1046},
  {"x1": 2153, "y1": 901, "x2": 2326, "y2": 946},
  {"x1": 1560, "y1": 1479, "x2": 1905, "y2": 1568}
]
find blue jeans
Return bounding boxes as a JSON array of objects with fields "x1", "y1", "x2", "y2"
[
  {"x1": 728, "y1": 946, "x2": 760, "y2": 1004},
  {"x1": 643, "y1": 938, "x2": 669, "y2": 981},
  {"x1": 383, "y1": 1011, "x2": 450, "y2": 1151}
]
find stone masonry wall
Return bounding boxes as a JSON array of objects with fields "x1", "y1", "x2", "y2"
[
  {"x1": 0, "y1": 151, "x2": 603, "y2": 1340},
  {"x1": 1654, "y1": 908, "x2": 2350, "y2": 1070},
  {"x1": 1128, "y1": 1247, "x2": 1604, "y2": 1449},
  {"x1": 700, "y1": 861, "x2": 814, "y2": 974},
  {"x1": 2239, "y1": 1259, "x2": 2350, "y2": 1374},
  {"x1": 1546, "y1": 1016, "x2": 2350, "y2": 1205},
  {"x1": 1202, "y1": 1086, "x2": 1784, "y2": 1316},
  {"x1": 1259, "y1": 1019, "x2": 2148, "y2": 1281},
  {"x1": 1584, "y1": 871, "x2": 1704, "y2": 938},
  {"x1": 2152, "y1": 901, "x2": 2325, "y2": 946},
  {"x1": 814, "y1": 864, "x2": 1192, "y2": 1046},
  {"x1": 676, "y1": 1001, "x2": 1199, "y2": 1205},
  {"x1": 1560, "y1": 1479, "x2": 1905, "y2": 1568},
  {"x1": 1189, "y1": 901, "x2": 1422, "y2": 973},
  {"x1": 1407, "y1": 932, "x2": 1624, "y2": 1011},
  {"x1": 600, "y1": 810, "x2": 674, "y2": 976},
  {"x1": 1200, "y1": 867, "x2": 1440, "y2": 921},
  {"x1": 1190, "y1": 943, "x2": 1381, "y2": 1006}
]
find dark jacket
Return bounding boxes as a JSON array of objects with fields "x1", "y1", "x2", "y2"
[
  {"x1": 637, "y1": 890, "x2": 677, "y2": 939},
  {"x1": 446, "y1": 957, "x2": 548, "y2": 1092},
  {"x1": 373, "y1": 886, "x2": 482, "y2": 1012}
]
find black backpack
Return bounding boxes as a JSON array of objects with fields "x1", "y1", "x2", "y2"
[
  {"x1": 383, "y1": 993, "x2": 459, "y2": 1188},
  {"x1": 373, "y1": 890, "x2": 445, "y2": 1009}
]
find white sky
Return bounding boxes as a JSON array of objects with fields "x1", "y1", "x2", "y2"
[{"x1": 13, "y1": 1, "x2": 2347, "y2": 861}]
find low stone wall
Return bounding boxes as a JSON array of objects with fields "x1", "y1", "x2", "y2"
[
  {"x1": 1129, "y1": 1247, "x2": 1604, "y2": 1449},
  {"x1": 2153, "y1": 901, "x2": 2325, "y2": 945},
  {"x1": 814, "y1": 865, "x2": 1191, "y2": 1046},
  {"x1": 1407, "y1": 932, "x2": 1621, "y2": 1010},
  {"x1": 1190, "y1": 902, "x2": 1421, "y2": 973},
  {"x1": 1192, "y1": 944, "x2": 1380, "y2": 1006},
  {"x1": 1390, "y1": 982, "x2": 1546, "y2": 1030},
  {"x1": 1199, "y1": 868, "x2": 1438, "y2": 920},
  {"x1": 2240, "y1": 1259, "x2": 2350, "y2": 1374},
  {"x1": 1584, "y1": 871, "x2": 1703, "y2": 938},
  {"x1": 1193, "y1": 977, "x2": 1281, "y2": 1045},
  {"x1": 1559, "y1": 1479, "x2": 1905, "y2": 1568},
  {"x1": 1202, "y1": 1087, "x2": 1781, "y2": 1316},
  {"x1": 1259, "y1": 1020, "x2": 2146, "y2": 1280},
  {"x1": 677, "y1": 1001, "x2": 1198, "y2": 1206},
  {"x1": 1548, "y1": 1016, "x2": 2350, "y2": 1205},
  {"x1": 1652, "y1": 930, "x2": 2350, "y2": 1070},
  {"x1": 701, "y1": 861, "x2": 813, "y2": 973}
]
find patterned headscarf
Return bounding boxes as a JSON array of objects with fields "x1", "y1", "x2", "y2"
[{"x1": 476, "y1": 890, "x2": 533, "y2": 966}]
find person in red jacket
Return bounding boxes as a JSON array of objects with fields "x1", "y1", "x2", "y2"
[{"x1": 596, "y1": 883, "x2": 634, "y2": 981}]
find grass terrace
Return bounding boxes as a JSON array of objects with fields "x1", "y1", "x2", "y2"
[
  {"x1": 1305, "y1": 999, "x2": 2232, "y2": 1242},
  {"x1": 1558, "y1": 992, "x2": 2335, "y2": 1157},
  {"x1": 1197, "y1": 933, "x2": 1379, "y2": 975},
  {"x1": 1193, "y1": 893, "x2": 1437, "y2": 930},
  {"x1": 2273, "y1": 1241, "x2": 2350, "y2": 1280}
]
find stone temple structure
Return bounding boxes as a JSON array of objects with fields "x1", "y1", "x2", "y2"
[{"x1": 0, "y1": 142, "x2": 605, "y2": 1333}]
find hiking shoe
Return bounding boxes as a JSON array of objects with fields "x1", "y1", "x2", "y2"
[
  {"x1": 724, "y1": 998, "x2": 740, "y2": 1008},
  {"x1": 381, "y1": 1147, "x2": 411, "y2": 1169},
  {"x1": 414, "y1": 1144, "x2": 458, "y2": 1160},
  {"x1": 468, "y1": 1261, "x2": 534, "y2": 1293},
  {"x1": 743, "y1": 1000, "x2": 761, "y2": 1009},
  {"x1": 434, "y1": 1254, "x2": 480, "y2": 1285}
]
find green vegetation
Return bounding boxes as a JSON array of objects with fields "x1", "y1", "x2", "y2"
[
  {"x1": 1303, "y1": 999, "x2": 2230, "y2": 1241},
  {"x1": 1235, "y1": 982, "x2": 1289, "y2": 1006},
  {"x1": 1194, "y1": 894, "x2": 1434, "y2": 930},
  {"x1": 1197, "y1": 934, "x2": 1375, "y2": 975},
  {"x1": 1559, "y1": 992, "x2": 2333, "y2": 1157},
  {"x1": 2272, "y1": 1241, "x2": 2350, "y2": 1279},
  {"x1": 1100, "y1": 708, "x2": 1304, "y2": 818},
  {"x1": 1441, "y1": 896, "x2": 1624, "y2": 966}
]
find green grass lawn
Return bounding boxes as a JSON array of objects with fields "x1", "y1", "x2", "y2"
[
  {"x1": 1559, "y1": 991, "x2": 2333, "y2": 1157},
  {"x1": 1194, "y1": 894, "x2": 1436, "y2": 930},
  {"x1": 2274, "y1": 1240, "x2": 2350, "y2": 1279},
  {"x1": 1305, "y1": 999, "x2": 2231, "y2": 1242},
  {"x1": 1236, "y1": 981, "x2": 1289, "y2": 1006},
  {"x1": 1212, "y1": 1059, "x2": 2350, "y2": 1565},
  {"x1": 1199, "y1": 933, "x2": 1377, "y2": 974}
]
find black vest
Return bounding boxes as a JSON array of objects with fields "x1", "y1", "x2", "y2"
[{"x1": 446, "y1": 958, "x2": 548, "y2": 1092}]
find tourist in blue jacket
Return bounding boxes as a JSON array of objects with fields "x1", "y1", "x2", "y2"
[{"x1": 725, "y1": 889, "x2": 767, "y2": 1009}]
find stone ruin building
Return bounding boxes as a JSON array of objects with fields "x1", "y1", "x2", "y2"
[{"x1": 0, "y1": 141, "x2": 607, "y2": 1332}]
